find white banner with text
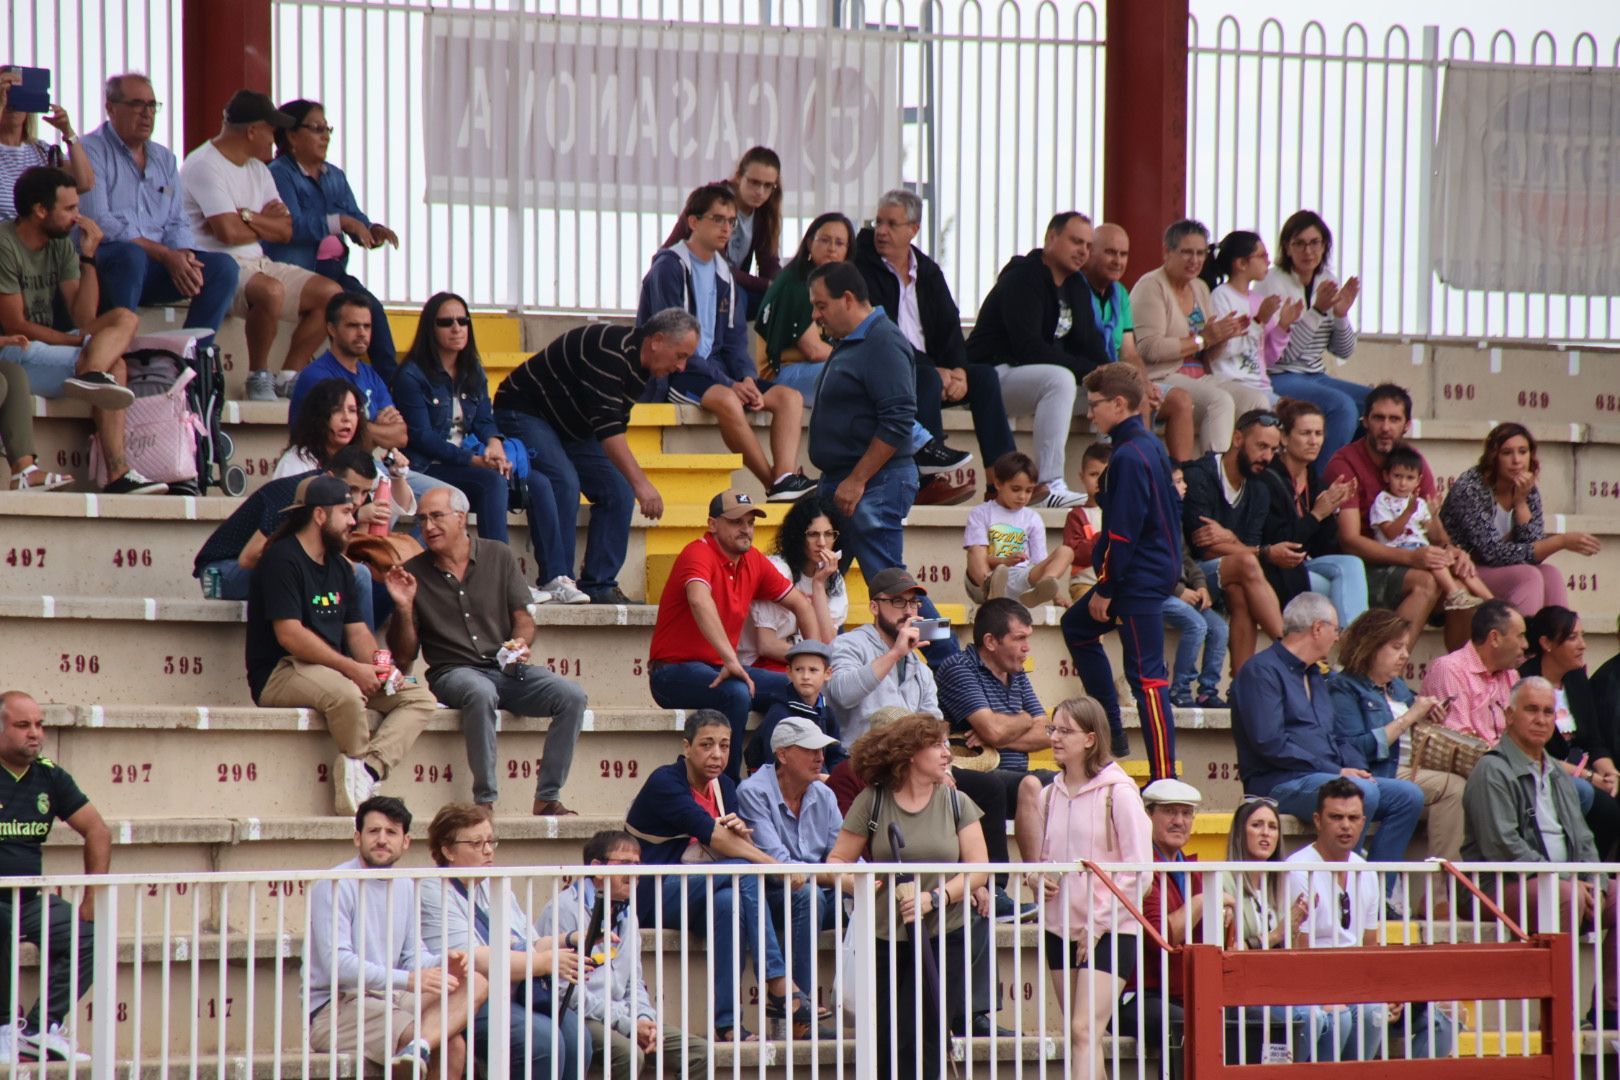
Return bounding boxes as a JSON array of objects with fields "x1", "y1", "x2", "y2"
[{"x1": 423, "y1": 11, "x2": 903, "y2": 217}]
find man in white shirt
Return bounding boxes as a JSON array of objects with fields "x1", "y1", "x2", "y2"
[
  {"x1": 1286, "y1": 778, "x2": 1453, "y2": 1061},
  {"x1": 304, "y1": 796, "x2": 485, "y2": 1076},
  {"x1": 180, "y1": 89, "x2": 341, "y2": 400}
]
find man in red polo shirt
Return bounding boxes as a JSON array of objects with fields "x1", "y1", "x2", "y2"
[
  {"x1": 648, "y1": 489, "x2": 815, "y2": 778},
  {"x1": 1322, "y1": 382, "x2": 1477, "y2": 650}
]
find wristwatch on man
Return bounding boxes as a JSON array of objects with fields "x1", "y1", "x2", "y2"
[{"x1": 239, "y1": 208, "x2": 254, "y2": 224}]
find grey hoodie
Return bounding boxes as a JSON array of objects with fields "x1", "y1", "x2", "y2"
[{"x1": 827, "y1": 624, "x2": 941, "y2": 747}]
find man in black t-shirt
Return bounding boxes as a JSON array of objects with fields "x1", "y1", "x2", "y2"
[
  {"x1": 246, "y1": 474, "x2": 437, "y2": 816},
  {"x1": 192, "y1": 445, "x2": 378, "y2": 603},
  {"x1": 0, "y1": 692, "x2": 109, "y2": 1064}
]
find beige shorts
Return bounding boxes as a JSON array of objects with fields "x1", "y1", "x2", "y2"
[
  {"x1": 309, "y1": 989, "x2": 421, "y2": 1064},
  {"x1": 229, "y1": 255, "x2": 326, "y2": 321}
]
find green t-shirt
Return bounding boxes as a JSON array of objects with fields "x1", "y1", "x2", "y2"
[
  {"x1": 0, "y1": 220, "x2": 78, "y2": 328},
  {"x1": 843, "y1": 784, "x2": 984, "y2": 940}
]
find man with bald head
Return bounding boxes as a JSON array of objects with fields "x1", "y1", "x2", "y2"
[
  {"x1": 78, "y1": 73, "x2": 238, "y2": 342},
  {"x1": 0, "y1": 691, "x2": 111, "y2": 1063},
  {"x1": 1082, "y1": 223, "x2": 1196, "y2": 461},
  {"x1": 393, "y1": 487, "x2": 587, "y2": 816},
  {"x1": 1464, "y1": 675, "x2": 1619, "y2": 1025}
]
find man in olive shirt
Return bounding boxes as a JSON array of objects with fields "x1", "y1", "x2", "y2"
[
  {"x1": 0, "y1": 691, "x2": 111, "y2": 1063},
  {"x1": 392, "y1": 487, "x2": 588, "y2": 816}
]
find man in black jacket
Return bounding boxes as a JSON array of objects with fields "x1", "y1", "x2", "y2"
[
  {"x1": 1180, "y1": 409, "x2": 1293, "y2": 674},
  {"x1": 966, "y1": 212, "x2": 1111, "y2": 508},
  {"x1": 854, "y1": 188, "x2": 1016, "y2": 505}
]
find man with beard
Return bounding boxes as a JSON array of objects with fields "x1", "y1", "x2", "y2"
[
  {"x1": 245, "y1": 474, "x2": 437, "y2": 815},
  {"x1": 0, "y1": 166, "x2": 164, "y2": 493},
  {"x1": 1324, "y1": 384, "x2": 1473, "y2": 650},
  {"x1": 391, "y1": 486, "x2": 588, "y2": 816},
  {"x1": 305, "y1": 796, "x2": 486, "y2": 1075},
  {"x1": 1180, "y1": 409, "x2": 1293, "y2": 673},
  {"x1": 647, "y1": 488, "x2": 811, "y2": 780}
]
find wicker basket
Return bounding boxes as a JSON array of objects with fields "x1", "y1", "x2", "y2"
[{"x1": 1409, "y1": 721, "x2": 1491, "y2": 779}]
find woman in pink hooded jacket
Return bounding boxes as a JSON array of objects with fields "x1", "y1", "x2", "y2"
[{"x1": 1028, "y1": 695, "x2": 1153, "y2": 1076}]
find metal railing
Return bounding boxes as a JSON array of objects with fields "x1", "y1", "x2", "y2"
[
  {"x1": 3, "y1": 859, "x2": 1615, "y2": 1078},
  {"x1": 8, "y1": 2, "x2": 1619, "y2": 341}
]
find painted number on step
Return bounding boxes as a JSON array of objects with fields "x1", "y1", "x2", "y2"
[
  {"x1": 599, "y1": 759, "x2": 640, "y2": 779},
  {"x1": 241, "y1": 458, "x2": 276, "y2": 477},
  {"x1": 112, "y1": 548, "x2": 152, "y2": 568},
  {"x1": 1057, "y1": 658, "x2": 1076, "y2": 678},
  {"x1": 1206, "y1": 762, "x2": 1238, "y2": 781},
  {"x1": 85, "y1": 1002, "x2": 128, "y2": 1023},
  {"x1": 507, "y1": 759, "x2": 541, "y2": 780},
  {"x1": 55, "y1": 450, "x2": 87, "y2": 469},
  {"x1": 912, "y1": 564, "x2": 953, "y2": 583},
  {"x1": 1517, "y1": 391, "x2": 1551, "y2": 409},
  {"x1": 1402, "y1": 661, "x2": 1430, "y2": 682},
  {"x1": 631, "y1": 658, "x2": 644, "y2": 676},
  {"x1": 60, "y1": 654, "x2": 100, "y2": 674},
  {"x1": 4, "y1": 547, "x2": 44, "y2": 568},
  {"x1": 316, "y1": 763, "x2": 329, "y2": 783},
  {"x1": 415, "y1": 764, "x2": 454, "y2": 784},
  {"x1": 217, "y1": 763, "x2": 259, "y2": 782},
  {"x1": 544, "y1": 657, "x2": 583, "y2": 676},
  {"x1": 145, "y1": 883, "x2": 189, "y2": 897},
  {"x1": 164, "y1": 655, "x2": 204, "y2": 675},
  {"x1": 1597, "y1": 395, "x2": 1620, "y2": 413},
  {"x1": 1441, "y1": 383, "x2": 1476, "y2": 401},
  {"x1": 1590, "y1": 482, "x2": 1620, "y2": 499},
  {"x1": 200, "y1": 997, "x2": 233, "y2": 1019},
  {"x1": 266, "y1": 881, "x2": 308, "y2": 898},
  {"x1": 112, "y1": 763, "x2": 152, "y2": 784},
  {"x1": 1567, "y1": 573, "x2": 1600, "y2": 592}
]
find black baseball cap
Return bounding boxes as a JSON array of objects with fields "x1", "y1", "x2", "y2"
[
  {"x1": 281, "y1": 474, "x2": 353, "y2": 512},
  {"x1": 224, "y1": 89, "x2": 294, "y2": 128}
]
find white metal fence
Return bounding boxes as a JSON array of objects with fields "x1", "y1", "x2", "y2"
[
  {"x1": 3, "y1": 860, "x2": 1615, "y2": 1078},
  {"x1": 6, "y1": 2, "x2": 1619, "y2": 340}
]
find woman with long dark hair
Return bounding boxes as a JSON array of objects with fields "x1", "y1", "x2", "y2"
[
  {"x1": 393, "y1": 292, "x2": 574, "y2": 599},
  {"x1": 266, "y1": 97, "x2": 400, "y2": 379},
  {"x1": 1439, "y1": 421, "x2": 1601, "y2": 616},
  {"x1": 662, "y1": 146, "x2": 784, "y2": 313},
  {"x1": 1519, "y1": 606, "x2": 1620, "y2": 859},
  {"x1": 273, "y1": 378, "x2": 413, "y2": 528},
  {"x1": 755, "y1": 212, "x2": 854, "y2": 392},
  {"x1": 738, "y1": 494, "x2": 848, "y2": 671},
  {"x1": 1253, "y1": 210, "x2": 1367, "y2": 462}
]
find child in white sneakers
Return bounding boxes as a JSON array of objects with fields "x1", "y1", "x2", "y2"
[
  {"x1": 965, "y1": 451, "x2": 1072, "y2": 607},
  {"x1": 1369, "y1": 443, "x2": 1489, "y2": 610}
]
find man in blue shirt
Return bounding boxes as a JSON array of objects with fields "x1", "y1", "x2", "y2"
[
  {"x1": 288, "y1": 291, "x2": 409, "y2": 445},
  {"x1": 1231, "y1": 592, "x2": 1423, "y2": 865},
  {"x1": 736, "y1": 716, "x2": 843, "y2": 1007},
  {"x1": 77, "y1": 73, "x2": 238, "y2": 344}
]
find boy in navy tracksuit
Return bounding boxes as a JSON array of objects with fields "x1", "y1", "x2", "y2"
[{"x1": 1061, "y1": 365, "x2": 1183, "y2": 780}]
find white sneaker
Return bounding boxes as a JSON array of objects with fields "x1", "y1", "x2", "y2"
[
  {"x1": 390, "y1": 1037, "x2": 433, "y2": 1076},
  {"x1": 274, "y1": 370, "x2": 300, "y2": 399},
  {"x1": 19, "y1": 1022, "x2": 91, "y2": 1064},
  {"x1": 244, "y1": 370, "x2": 277, "y2": 402},
  {"x1": 1040, "y1": 481, "x2": 1088, "y2": 508},
  {"x1": 0, "y1": 1022, "x2": 17, "y2": 1064},
  {"x1": 540, "y1": 575, "x2": 591, "y2": 605},
  {"x1": 334, "y1": 755, "x2": 375, "y2": 816},
  {"x1": 528, "y1": 585, "x2": 554, "y2": 606}
]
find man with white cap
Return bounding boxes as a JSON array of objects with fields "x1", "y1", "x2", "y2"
[
  {"x1": 736, "y1": 715, "x2": 844, "y2": 1010},
  {"x1": 1115, "y1": 778, "x2": 1229, "y2": 1046},
  {"x1": 647, "y1": 488, "x2": 814, "y2": 779}
]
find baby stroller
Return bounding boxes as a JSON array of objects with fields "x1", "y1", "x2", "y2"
[{"x1": 123, "y1": 334, "x2": 246, "y2": 496}]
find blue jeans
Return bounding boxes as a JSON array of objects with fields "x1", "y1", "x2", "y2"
[
  {"x1": 1306, "y1": 554, "x2": 1369, "y2": 626},
  {"x1": 95, "y1": 242, "x2": 239, "y2": 344},
  {"x1": 649, "y1": 661, "x2": 794, "y2": 780},
  {"x1": 472, "y1": 1000, "x2": 590, "y2": 1078},
  {"x1": 495, "y1": 408, "x2": 633, "y2": 594},
  {"x1": 315, "y1": 262, "x2": 397, "y2": 383},
  {"x1": 1268, "y1": 373, "x2": 1371, "y2": 464},
  {"x1": 1268, "y1": 772, "x2": 1423, "y2": 866},
  {"x1": 199, "y1": 557, "x2": 375, "y2": 630},
  {"x1": 645, "y1": 861, "x2": 788, "y2": 1034},
  {"x1": 0, "y1": 341, "x2": 85, "y2": 397},
  {"x1": 765, "y1": 882, "x2": 837, "y2": 1002},
  {"x1": 1162, "y1": 596, "x2": 1228, "y2": 698}
]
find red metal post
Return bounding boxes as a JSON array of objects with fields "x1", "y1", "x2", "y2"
[
  {"x1": 1102, "y1": 0, "x2": 1189, "y2": 290},
  {"x1": 182, "y1": 0, "x2": 274, "y2": 155}
]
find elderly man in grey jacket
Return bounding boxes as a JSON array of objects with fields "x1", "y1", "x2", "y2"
[{"x1": 1463, "y1": 676, "x2": 1619, "y2": 1025}]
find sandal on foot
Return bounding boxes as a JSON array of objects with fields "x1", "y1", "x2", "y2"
[{"x1": 8, "y1": 464, "x2": 71, "y2": 492}]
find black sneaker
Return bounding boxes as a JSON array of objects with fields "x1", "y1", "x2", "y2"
[
  {"x1": 993, "y1": 888, "x2": 1038, "y2": 923},
  {"x1": 63, "y1": 372, "x2": 135, "y2": 411},
  {"x1": 1110, "y1": 730, "x2": 1131, "y2": 759},
  {"x1": 914, "y1": 438, "x2": 971, "y2": 475},
  {"x1": 103, "y1": 469, "x2": 169, "y2": 495},
  {"x1": 766, "y1": 472, "x2": 817, "y2": 502},
  {"x1": 587, "y1": 586, "x2": 641, "y2": 605}
]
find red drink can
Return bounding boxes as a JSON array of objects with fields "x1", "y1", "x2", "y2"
[{"x1": 373, "y1": 649, "x2": 392, "y2": 671}]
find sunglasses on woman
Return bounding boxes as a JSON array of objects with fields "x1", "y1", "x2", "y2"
[{"x1": 436, "y1": 316, "x2": 471, "y2": 328}]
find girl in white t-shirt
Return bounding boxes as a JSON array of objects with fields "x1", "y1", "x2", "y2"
[{"x1": 1201, "y1": 231, "x2": 1303, "y2": 405}]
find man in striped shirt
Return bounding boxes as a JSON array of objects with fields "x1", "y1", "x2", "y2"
[{"x1": 492, "y1": 308, "x2": 698, "y2": 605}]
